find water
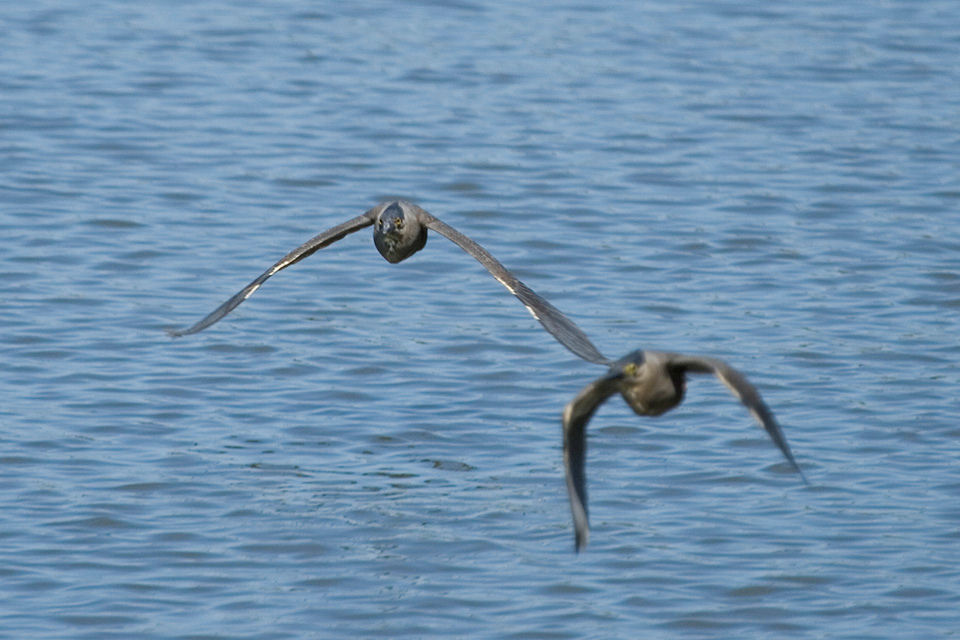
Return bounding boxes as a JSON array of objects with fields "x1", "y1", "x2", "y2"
[{"x1": 2, "y1": 1, "x2": 959, "y2": 637}]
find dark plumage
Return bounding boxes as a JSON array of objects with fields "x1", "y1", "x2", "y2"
[
  {"x1": 169, "y1": 201, "x2": 609, "y2": 366},
  {"x1": 563, "y1": 349, "x2": 806, "y2": 552}
]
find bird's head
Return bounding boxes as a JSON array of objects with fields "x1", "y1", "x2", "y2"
[
  {"x1": 373, "y1": 201, "x2": 428, "y2": 263},
  {"x1": 615, "y1": 350, "x2": 646, "y2": 378},
  {"x1": 617, "y1": 350, "x2": 685, "y2": 417}
]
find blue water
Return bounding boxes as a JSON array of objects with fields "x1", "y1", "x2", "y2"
[{"x1": 2, "y1": 1, "x2": 960, "y2": 637}]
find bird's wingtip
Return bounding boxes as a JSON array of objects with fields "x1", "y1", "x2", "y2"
[{"x1": 574, "y1": 529, "x2": 589, "y2": 553}]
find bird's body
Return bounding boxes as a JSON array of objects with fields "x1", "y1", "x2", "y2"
[
  {"x1": 563, "y1": 349, "x2": 805, "y2": 552},
  {"x1": 169, "y1": 200, "x2": 609, "y2": 366},
  {"x1": 616, "y1": 350, "x2": 687, "y2": 416}
]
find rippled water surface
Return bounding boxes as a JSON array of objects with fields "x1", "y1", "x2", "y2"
[{"x1": 3, "y1": 1, "x2": 960, "y2": 637}]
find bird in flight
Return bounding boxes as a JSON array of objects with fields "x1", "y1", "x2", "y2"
[
  {"x1": 169, "y1": 200, "x2": 610, "y2": 366},
  {"x1": 563, "y1": 349, "x2": 806, "y2": 552}
]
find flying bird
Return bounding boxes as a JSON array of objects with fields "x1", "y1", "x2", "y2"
[
  {"x1": 563, "y1": 349, "x2": 806, "y2": 551},
  {"x1": 168, "y1": 200, "x2": 609, "y2": 366}
]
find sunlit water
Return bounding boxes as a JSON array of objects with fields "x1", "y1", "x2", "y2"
[{"x1": 2, "y1": 1, "x2": 959, "y2": 638}]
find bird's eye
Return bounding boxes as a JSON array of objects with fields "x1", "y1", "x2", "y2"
[{"x1": 395, "y1": 218, "x2": 404, "y2": 228}]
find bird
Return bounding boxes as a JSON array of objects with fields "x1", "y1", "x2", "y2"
[
  {"x1": 168, "y1": 200, "x2": 610, "y2": 366},
  {"x1": 562, "y1": 348, "x2": 806, "y2": 552}
]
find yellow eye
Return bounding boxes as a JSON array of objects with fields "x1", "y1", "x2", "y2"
[{"x1": 623, "y1": 363, "x2": 638, "y2": 376}]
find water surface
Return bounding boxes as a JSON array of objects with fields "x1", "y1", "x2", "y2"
[{"x1": 2, "y1": 1, "x2": 959, "y2": 638}]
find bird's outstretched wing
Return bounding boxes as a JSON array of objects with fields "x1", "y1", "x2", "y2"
[
  {"x1": 168, "y1": 211, "x2": 377, "y2": 337},
  {"x1": 669, "y1": 354, "x2": 807, "y2": 482},
  {"x1": 417, "y1": 209, "x2": 610, "y2": 365},
  {"x1": 562, "y1": 371, "x2": 623, "y2": 552}
]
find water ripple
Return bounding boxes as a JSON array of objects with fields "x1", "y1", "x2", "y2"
[{"x1": 1, "y1": 0, "x2": 959, "y2": 638}]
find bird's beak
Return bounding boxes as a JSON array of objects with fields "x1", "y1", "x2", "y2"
[{"x1": 381, "y1": 220, "x2": 400, "y2": 237}]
